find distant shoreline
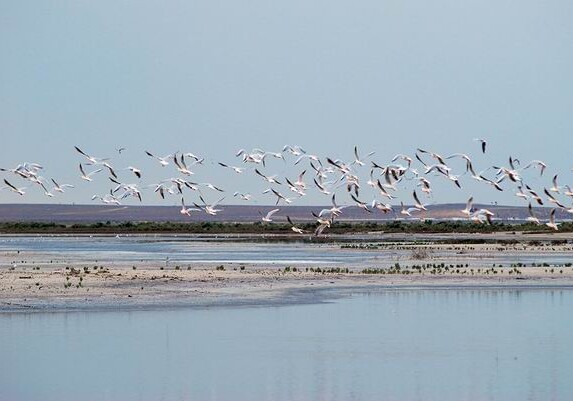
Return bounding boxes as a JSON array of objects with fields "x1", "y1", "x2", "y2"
[
  {"x1": 2, "y1": 230, "x2": 573, "y2": 242},
  {"x1": 2, "y1": 221, "x2": 573, "y2": 236}
]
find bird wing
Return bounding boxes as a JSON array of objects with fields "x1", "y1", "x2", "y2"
[
  {"x1": 74, "y1": 146, "x2": 89, "y2": 158},
  {"x1": 266, "y1": 209, "x2": 280, "y2": 219},
  {"x1": 3, "y1": 179, "x2": 17, "y2": 191}
]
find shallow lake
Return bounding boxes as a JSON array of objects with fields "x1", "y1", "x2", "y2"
[
  {"x1": 1, "y1": 235, "x2": 572, "y2": 267},
  {"x1": 1, "y1": 288, "x2": 572, "y2": 401}
]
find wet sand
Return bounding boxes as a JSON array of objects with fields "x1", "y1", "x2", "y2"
[{"x1": 2, "y1": 236, "x2": 573, "y2": 311}]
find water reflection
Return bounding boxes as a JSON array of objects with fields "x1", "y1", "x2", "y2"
[
  {"x1": 1, "y1": 236, "x2": 573, "y2": 267},
  {"x1": 1, "y1": 289, "x2": 572, "y2": 401}
]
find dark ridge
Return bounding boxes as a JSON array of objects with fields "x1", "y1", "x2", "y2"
[{"x1": 0, "y1": 203, "x2": 567, "y2": 224}]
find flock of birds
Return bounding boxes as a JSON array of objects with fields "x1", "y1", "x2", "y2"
[{"x1": 0, "y1": 138, "x2": 571, "y2": 234}]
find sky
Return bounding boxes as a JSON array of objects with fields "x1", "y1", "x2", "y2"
[{"x1": 1, "y1": 0, "x2": 572, "y2": 208}]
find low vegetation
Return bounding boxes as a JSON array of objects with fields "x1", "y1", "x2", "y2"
[{"x1": 2, "y1": 220, "x2": 573, "y2": 235}]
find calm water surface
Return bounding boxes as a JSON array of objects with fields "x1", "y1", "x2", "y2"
[
  {"x1": 1, "y1": 235, "x2": 572, "y2": 266},
  {"x1": 1, "y1": 289, "x2": 572, "y2": 401},
  {"x1": 0, "y1": 236, "x2": 365, "y2": 265}
]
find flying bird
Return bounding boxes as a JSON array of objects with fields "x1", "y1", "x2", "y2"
[
  {"x1": 526, "y1": 203, "x2": 540, "y2": 225},
  {"x1": 51, "y1": 179, "x2": 74, "y2": 193},
  {"x1": 2, "y1": 179, "x2": 25, "y2": 196},
  {"x1": 145, "y1": 151, "x2": 171, "y2": 167},
  {"x1": 79, "y1": 164, "x2": 102, "y2": 181},
  {"x1": 286, "y1": 216, "x2": 306, "y2": 234},
  {"x1": 259, "y1": 208, "x2": 280, "y2": 222},
  {"x1": 546, "y1": 209, "x2": 559, "y2": 231}
]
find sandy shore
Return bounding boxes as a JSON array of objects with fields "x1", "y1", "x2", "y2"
[
  {"x1": 2, "y1": 236, "x2": 573, "y2": 311},
  {"x1": 2, "y1": 264, "x2": 573, "y2": 312}
]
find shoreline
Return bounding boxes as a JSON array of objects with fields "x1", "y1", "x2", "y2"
[
  {"x1": 2, "y1": 265, "x2": 573, "y2": 313},
  {"x1": 2, "y1": 233, "x2": 573, "y2": 312}
]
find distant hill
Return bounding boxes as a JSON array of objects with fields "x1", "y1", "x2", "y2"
[{"x1": 0, "y1": 203, "x2": 567, "y2": 224}]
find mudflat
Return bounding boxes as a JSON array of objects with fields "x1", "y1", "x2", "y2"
[{"x1": 2, "y1": 233, "x2": 573, "y2": 311}]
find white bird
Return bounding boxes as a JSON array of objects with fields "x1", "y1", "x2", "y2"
[
  {"x1": 180, "y1": 198, "x2": 199, "y2": 216},
  {"x1": 294, "y1": 154, "x2": 320, "y2": 166},
  {"x1": 285, "y1": 178, "x2": 306, "y2": 196},
  {"x1": 381, "y1": 167, "x2": 400, "y2": 191},
  {"x1": 523, "y1": 160, "x2": 547, "y2": 176},
  {"x1": 412, "y1": 190, "x2": 427, "y2": 211},
  {"x1": 241, "y1": 151, "x2": 266, "y2": 166},
  {"x1": 38, "y1": 182, "x2": 54, "y2": 197},
  {"x1": 2, "y1": 179, "x2": 25, "y2": 196},
  {"x1": 103, "y1": 162, "x2": 118, "y2": 179},
  {"x1": 526, "y1": 185, "x2": 544, "y2": 206},
  {"x1": 416, "y1": 177, "x2": 432, "y2": 195},
  {"x1": 376, "y1": 180, "x2": 396, "y2": 200},
  {"x1": 494, "y1": 165, "x2": 521, "y2": 183},
  {"x1": 515, "y1": 186, "x2": 529, "y2": 200},
  {"x1": 417, "y1": 148, "x2": 447, "y2": 165},
  {"x1": 352, "y1": 146, "x2": 375, "y2": 166},
  {"x1": 218, "y1": 162, "x2": 244, "y2": 174},
  {"x1": 283, "y1": 145, "x2": 306, "y2": 157},
  {"x1": 126, "y1": 166, "x2": 142, "y2": 179},
  {"x1": 200, "y1": 183, "x2": 225, "y2": 192},
  {"x1": 151, "y1": 183, "x2": 170, "y2": 199},
  {"x1": 255, "y1": 169, "x2": 281, "y2": 185},
  {"x1": 265, "y1": 151, "x2": 285, "y2": 161},
  {"x1": 546, "y1": 208, "x2": 559, "y2": 231},
  {"x1": 286, "y1": 216, "x2": 306, "y2": 234},
  {"x1": 549, "y1": 174, "x2": 561, "y2": 193},
  {"x1": 194, "y1": 196, "x2": 225, "y2": 216},
  {"x1": 263, "y1": 188, "x2": 292, "y2": 205},
  {"x1": 350, "y1": 194, "x2": 371, "y2": 213},
  {"x1": 184, "y1": 152, "x2": 204, "y2": 164},
  {"x1": 91, "y1": 193, "x2": 121, "y2": 205},
  {"x1": 233, "y1": 192, "x2": 252, "y2": 201},
  {"x1": 310, "y1": 161, "x2": 331, "y2": 179},
  {"x1": 470, "y1": 209, "x2": 494, "y2": 225},
  {"x1": 466, "y1": 162, "x2": 488, "y2": 182},
  {"x1": 480, "y1": 175, "x2": 504, "y2": 192},
  {"x1": 446, "y1": 173, "x2": 462, "y2": 189},
  {"x1": 461, "y1": 196, "x2": 474, "y2": 217},
  {"x1": 51, "y1": 178, "x2": 74, "y2": 193},
  {"x1": 392, "y1": 154, "x2": 413, "y2": 168},
  {"x1": 79, "y1": 164, "x2": 102, "y2": 181},
  {"x1": 319, "y1": 194, "x2": 348, "y2": 217},
  {"x1": 115, "y1": 182, "x2": 143, "y2": 202},
  {"x1": 293, "y1": 170, "x2": 307, "y2": 189},
  {"x1": 74, "y1": 146, "x2": 109, "y2": 165},
  {"x1": 400, "y1": 202, "x2": 420, "y2": 217},
  {"x1": 312, "y1": 211, "x2": 333, "y2": 226},
  {"x1": 371, "y1": 199, "x2": 392, "y2": 213},
  {"x1": 313, "y1": 178, "x2": 332, "y2": 195},
  {"x1": 543, "y1": 188, "x2": 566, "y2": 208},
  {"x1": 145, "y1": 151, "x2": 172, "y2": 167},
  {"x1": 424, "y1": 163, "x2": 451, "y2": 177},
  {"x1": 526, "y1": 203, "x2": 540, "y2": 225},
  {"x1": 366, "y1": 169, "x2": 377, "y2": 188},
  {"x1": 259, "y1": 208, "x2": 280, "y2": 222},
  {"x1": 1, "y1": 163, "x2": 43, "y2": 180},
  {"x1": 311, "y1": 212, "x2": 332, "y2": 236},
  {"x1": 173, "y1": 154, "x2": 194, "y2": 176}
]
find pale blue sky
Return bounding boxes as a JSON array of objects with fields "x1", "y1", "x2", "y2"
[{"x1": 1, "y1": 1, "x2": 572, "y2": 207}]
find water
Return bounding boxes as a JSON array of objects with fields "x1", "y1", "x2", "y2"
[
  {"x1": 0, "y1": 236, "x2": 368, "y2": 265},
  {"x1": 1, "y1": 235, "x2": 572, "y2": 267},
  {"x1": 1, "y1": 288, "x2": 572, "y2": 401}
]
